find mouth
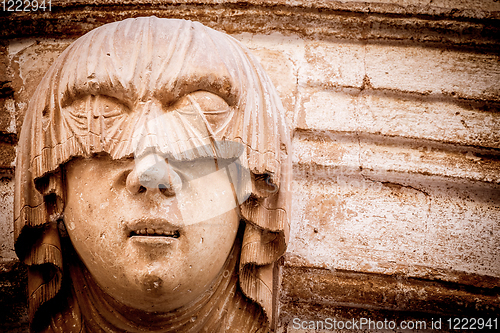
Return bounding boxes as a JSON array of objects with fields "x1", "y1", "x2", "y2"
[
  {"x1": 129, "y1": 229, "x2": 180, "y2": 238},
  {"x1": 126, "y1": 219, "x2": 181, "y2": 246}
]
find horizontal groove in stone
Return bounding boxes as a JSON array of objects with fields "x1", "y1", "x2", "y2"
[
  {"x1": 293, "y1": 130, "x2": 500, "y2": 185},
  {"x1": 293, "y1": 162, "x2": 500, "y2": 209},
  {"x1": 284, "y1": 254, "x2": 500, "y2": 289},
  {"x1": 0, "y1": 169, "x2": 14, "y2": 179},
  {"x1": 280, "y1": 265, "x2": 500, "y2": 316},
  {"x1": 300, "y1": 83, "x2": 500, "y2": 111},
  {"x1": 37, "y1": 1, "x2": 500, "y2": 20},
  {"x1": 1, "y1": 3, "x2": 499, "y2": 51}
]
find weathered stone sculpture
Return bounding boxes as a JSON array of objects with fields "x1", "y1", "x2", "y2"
[{"x1": 14, "y1": 17, "x2": 291, "y2": 332}]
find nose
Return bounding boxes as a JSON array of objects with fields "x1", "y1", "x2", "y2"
[{"x1": 126, "y1": 154, "x2": 182, "y2": 196}]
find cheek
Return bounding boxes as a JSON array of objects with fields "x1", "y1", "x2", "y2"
[
  {"x1": 65, "y1": 178, "x2": 119, "y2": 230},
  {"x1": 64, "y1": 194, "x2": 123, "y2": 255},
  {"x1": 64, "y1": 202, "x2": 128, "y2": 278},
  {"x1": 184, "y1": 210, "x2": 240, "y2": 262}
]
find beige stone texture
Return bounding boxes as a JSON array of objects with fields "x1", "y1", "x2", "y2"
[
  {"x1": 229, "y1": 9, "x2": 500, "y2": 326},
  {"x1": 8, "y1": 39, "x2": 73, "y2": 124},
  {"x1": 365, "y1": 45, "x2": 500, "y2": 101},
  {"x1": 0, "y1": 176, "x2": 15, "y2": 262},
  {"x1": 297, "y1": 88, "x2": 500, "y2": 149},
  {"x1": 298, "y1": 41, "x2": 500, "y2": 101},
  {"x1": 290, "y1": 167, "x2": 500, "y2": 278},
  {"x1": 0, "y1": 99, "x2": 16, "y2": 134},
  {"x1": 232, "y1": 32, "x2": 304, "y2": 123},
  {"x1": 1, "y1": 1, "x2": 499, "y2": 331},
  {"x1": 300, "y1": 40, "x2": 366, "y2": 89}
]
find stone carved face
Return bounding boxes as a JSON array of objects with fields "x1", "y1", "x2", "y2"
[
  {"x1": 63, "y1": 91, "x2": 249, "y2": 312},
  {"x1": 64, "y1": 156, "x2": 240, "y2": 312},
  {"x1": 15, "y1": 17, "x2": 291, "y2": 332}
]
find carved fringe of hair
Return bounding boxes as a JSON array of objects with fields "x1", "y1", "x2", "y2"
[
  {"x1": 238, "y1": 263, "x2": 274, "y2": 322},
  {"x1": 26, "y1": 225, "x2": 63, "y2": 322}
]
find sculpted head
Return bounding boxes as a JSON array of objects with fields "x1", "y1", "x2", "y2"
[{"x1": 14, "y1": 17, "x2": 291, "y2": 332}]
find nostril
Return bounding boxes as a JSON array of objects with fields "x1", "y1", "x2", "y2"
[
  {"x1": 125, "y1": 168, "x2": 149, "y2": 195},
  {"x1": 168, "y1": 169, "x2": 183, "y2": 193},
  {"x1": 158, "y1": 183, "x2": 176, "y2": 196},
  {"x1": 117, "y1": 169, "x2": 133, "y2": 188}
]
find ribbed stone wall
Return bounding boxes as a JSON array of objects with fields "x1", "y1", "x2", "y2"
[
  {"x1": 1, "y1": 1, "x2": 499, "y2": 332},
  {"x1": 235, "y1": 29, "x2": 500, "y2": 332}
]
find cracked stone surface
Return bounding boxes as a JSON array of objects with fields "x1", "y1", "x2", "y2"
[{"x1": 1, "y1": 1, "x2": 500, "y2": 332}]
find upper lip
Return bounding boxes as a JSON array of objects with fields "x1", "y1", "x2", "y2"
[{"x1": 126, "y1": 218, "x2": 181, "y2": 238}]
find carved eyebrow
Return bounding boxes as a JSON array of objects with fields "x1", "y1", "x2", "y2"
[
  {"x1": 61, "y1": 92, "x2": 132, "y2": 113},
  {"x1": 155, "y1": 73, "x2": 238, "y2": 108},
  {"x1": 60, "y1": 76, "x2": 135, "y2": 109}
]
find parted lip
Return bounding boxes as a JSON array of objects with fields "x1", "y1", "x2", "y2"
[{"x1": 126, "y1": 218, "x2": 181, "y2": 238}]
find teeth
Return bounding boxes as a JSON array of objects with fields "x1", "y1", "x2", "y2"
[{"x1": 131, "y1": 229, "x2": 180, "y2": 237}]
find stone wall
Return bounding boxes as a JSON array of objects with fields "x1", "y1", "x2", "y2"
[{"x1": 1, "y1": 1, "x2": 499, "y2": 332}]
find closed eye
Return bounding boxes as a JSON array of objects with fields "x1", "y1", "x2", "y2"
[
  {"x1": 65, "y1": 94, "x2": 129, "y2": 119},
  {"x1": 202, "y1": 109, "x2": 232, "y2": 115},
  {"x1": 98, "y1": 95, "x2": 130, "y2": 118},
  {"x1": 166, "y1": 91, "x2": 234, "y2": 135}
]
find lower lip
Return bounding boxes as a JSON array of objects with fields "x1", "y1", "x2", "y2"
[{"x1": 129, "y1": 236, "x2": 179, "y2": 246}]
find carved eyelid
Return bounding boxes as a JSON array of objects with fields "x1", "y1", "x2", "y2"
[
  {"x1": 201, "y1": 109, "x2": 232, "y2": 114},
  {"x1": 176, "y1": 107, "x2": 231, "y2": 115},
  {"x1": 98, "y1": 95, "x2": 130, "y2": 116},
  {"x1": 66, "y1": 94, "x2": 130, "y2": 118},
  {"x1": 172, "y1": 92, "x2": 231, "y2": 113}
]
